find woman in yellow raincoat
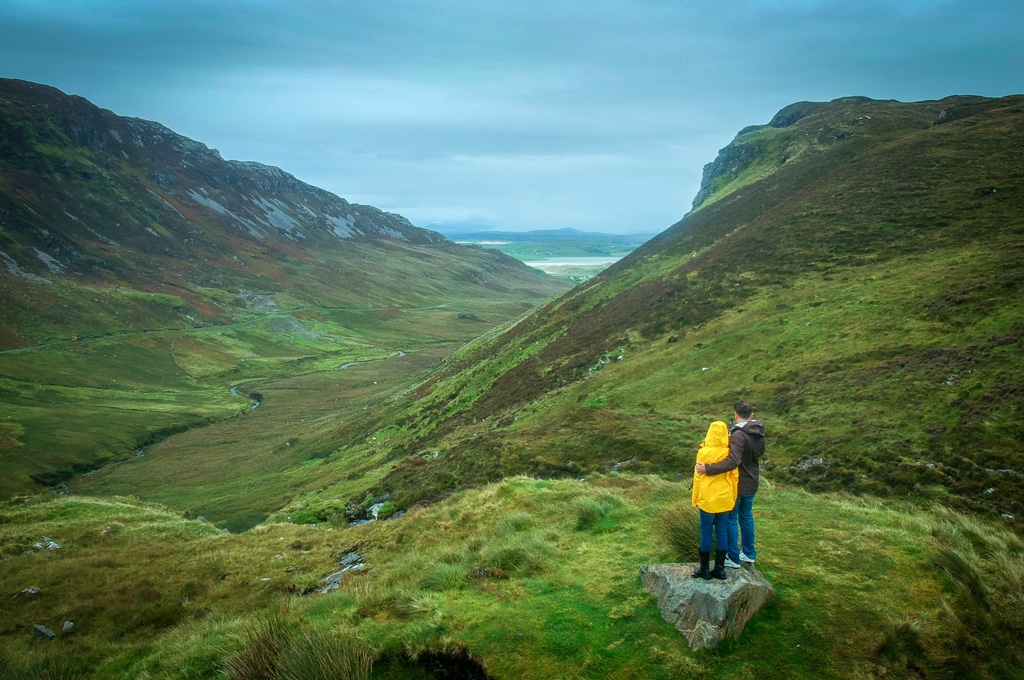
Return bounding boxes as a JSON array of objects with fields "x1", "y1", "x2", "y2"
[{"x1": 692, "y1": 420, "x2": 739, "y2": 580}]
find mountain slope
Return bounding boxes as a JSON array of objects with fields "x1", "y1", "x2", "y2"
[
  {"x1": 304, "y1": 95, "x2": 1024, "y2": 517},
  {"x1": 0, "y1": 78, "x2": 568, "y2": 347},
  {"x1": 0, "y1": 79, "x2": 570, "y2": 497}
]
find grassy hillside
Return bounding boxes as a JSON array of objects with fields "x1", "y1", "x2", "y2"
[
  {"x1": 3, "y1": 477, "x2": 1021, "y2": 679},
  {"x1": 0, "y1": 79, "x2": 569, "y2": 497},
  {"x1": 296, "y1": 95, "x2": 1024, "y2": 520}
]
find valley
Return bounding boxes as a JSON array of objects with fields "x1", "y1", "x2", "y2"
[
  {"x1": 447, "y1": 229, "x2": 655, "y2": 282},
  {"x1": 1, "y1": 86, "x2": 1023, "y2": 679}
]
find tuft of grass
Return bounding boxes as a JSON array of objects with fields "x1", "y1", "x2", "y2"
[
  {"x1": 276, "y1": 629, "x2": 374, "y2": 680},
  {"x1": 223, "y1": 614, "x2": 290, "y2": 680},
  {"x1": 875, "y1": 615, "x2": 926, "y2": 662},
  {"x1": 931, "y1": 544, "x2": 987, "y2": 606},
  {"x1": 572, "y1": 498, "x2": 606, "y2": 530},
  {"x1": 480, "y1": 531, "x2": 554, "y2": 575},
  {"x1": 503, "y1": 510, "x2": 536, "y2": 532},
  {"x1": 655, "y1": 503, "x2": 703, "y2": 562},
  {"x1": 419, "y1": 563, "x2": 466, "y2": 592},
  {"x1": 927, "y1": 508, "x2": 1024, "y2": 678},
  {"x1": 394, "y1": 590, "x2": 442, "y2": 617},
  {"x1": 0, "y1": 651, "x2": 91, "y2": 680}
]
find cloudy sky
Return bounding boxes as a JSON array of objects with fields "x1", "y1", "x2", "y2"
[{"x1": 2, "y1": 1, "x2": 1021, "y2": 233}]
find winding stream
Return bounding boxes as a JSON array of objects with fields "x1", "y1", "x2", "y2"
[
  {"x1": 65, "y1": 348, "x2": 414, "y2": 491},
  {"x1": 229, "y1": 385, "x2": 261, "y2": 410}
]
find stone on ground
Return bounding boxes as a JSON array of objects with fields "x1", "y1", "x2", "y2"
[
  {"x1": 640, "y1": 562, "x2": 775, "y2": 649},
  {"x1": 33, "y1": 624, "x2": 56, "y2": 641}
]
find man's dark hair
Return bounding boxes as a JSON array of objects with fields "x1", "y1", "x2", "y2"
[{"x1": 734, "y1": 401, "x2": 753, "y2": 419}]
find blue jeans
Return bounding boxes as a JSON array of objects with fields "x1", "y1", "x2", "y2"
[
  {"x1": 699, "y1": 508, "x2": 729, "y2": 553},
  {"x1": 727, "y1": 493, "x2": 756, "y2": 562}
]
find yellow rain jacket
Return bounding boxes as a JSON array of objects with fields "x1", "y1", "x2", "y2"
[{"x1": 692, "y1": 421, "x2": 739, "y2": 513}]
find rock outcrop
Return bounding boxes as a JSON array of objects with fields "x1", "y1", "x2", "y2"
[
  {"x1": 640, "y1": 563, "x2": 774, "y2": 649},
  {"x1": 316, "y1": 551, "x2": 366, "y2": 594},
  {"x1": 690, "y1": 139, "x2": 763, "y2": 210}
]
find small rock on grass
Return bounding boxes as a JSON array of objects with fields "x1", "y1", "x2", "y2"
[{"x1": 33, "y1": 624, "x2": 56, "y2": 641}]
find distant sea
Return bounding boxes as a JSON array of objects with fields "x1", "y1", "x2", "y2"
[{"x1": 523, "y1": 256, "x2": 623, "y2": 266}]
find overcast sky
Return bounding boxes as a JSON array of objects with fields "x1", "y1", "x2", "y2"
[{"x1": 2, "y1": 1, "x2": 1021, "y2": 233}]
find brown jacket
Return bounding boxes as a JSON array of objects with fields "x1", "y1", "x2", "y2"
[{"x1": 703, "y1": 419, "x2": 765, "y2": 496}]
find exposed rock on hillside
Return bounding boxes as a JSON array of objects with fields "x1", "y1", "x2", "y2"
[
  {"x1": 0, "y1": 78, "x2": 569, "y2": 347},
  {"x1": 0, "y1": 79, "x2": 440, "y2": 257},
  {"x1": 690, "y1": 139, "x2": 763, "y2": 210},
  {"x1": 691, "y1": 95, "x2": 947, "y2": 210},
  {"x1": 640, "y1": 563, "x2": 775, "y2": 649}
]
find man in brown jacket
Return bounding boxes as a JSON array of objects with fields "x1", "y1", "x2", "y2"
[{"x1": 696, "y1": 401, "x2": 765, "y2": 567}]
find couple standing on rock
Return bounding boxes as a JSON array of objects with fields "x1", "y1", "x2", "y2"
[{"x1": 691, "y1": 401, "x2": 766, "y2": 580}]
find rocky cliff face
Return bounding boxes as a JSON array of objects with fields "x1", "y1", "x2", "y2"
[{"x1": 688, "y1": 95, "x2": 978, "y2": 211}]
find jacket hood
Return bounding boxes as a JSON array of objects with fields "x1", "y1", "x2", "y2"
[
  {"x1": 733, "y1": 419, "x2": 765, "y2": 438},
  {"x1": 704, "y1": 421, "x2": 730, "y2": 448}
]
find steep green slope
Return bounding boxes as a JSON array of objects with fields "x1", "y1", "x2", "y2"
[
  {"x1": 0, "y1": 79, "x2": 569, "y2": 497},
  {"x1": 303, "y1": 95, "x2": 1024, "y2": 518}
]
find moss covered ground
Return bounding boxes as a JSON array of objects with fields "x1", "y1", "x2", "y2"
[
  {"x1": 2, "y1": 475, "x2": 1020, "y2": 678},
  {"x1": 0, "y1": 297, "x2": 545, "y2": 499}
]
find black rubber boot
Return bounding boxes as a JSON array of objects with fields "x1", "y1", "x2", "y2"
[
  {"x1": 710, "y1": 550, "x2": 728, "y2": 580},
  {"x1": 692, "y1": 551, "x2": 711, "y2": 580}
]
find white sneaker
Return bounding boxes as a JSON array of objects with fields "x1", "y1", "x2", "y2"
[
  {"x1": 739, "y1": 551, "x2": 755, "y2": 563},
  {"x1": 724, "y1": 557, "x2": 742, "y2": 569}
]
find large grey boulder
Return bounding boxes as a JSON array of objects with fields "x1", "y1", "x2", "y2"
[{"x1": 640, "y1": 563, "x2": 775, "y2": 649}]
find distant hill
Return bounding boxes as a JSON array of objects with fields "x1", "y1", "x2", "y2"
[
  {"x1": 327, "y1": 94, "x2": 1024, "y2": 517},
  {"x1": 0, "y1": 78, "x2": 569, "y2": 349},
  {"x1": 434, "y1": 226, "x2": 659, "y2": 246}
]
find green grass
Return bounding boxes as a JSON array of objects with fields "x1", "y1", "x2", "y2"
[
  {"x1": 67, "y1": 345, "x2": 452, "y2": 522},
  {"x1": 324, "y1": 95, "x2": 1024, "y2": 518},
  {"x1": 1, "y1": 475, "x2": 1019, "y2": 678},
  {"x1": 0, "y1": 296, "x2": 555, "y2": 500}
]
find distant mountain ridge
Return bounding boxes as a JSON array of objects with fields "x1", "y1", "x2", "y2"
[
  {"x1": 0, "y1": 79, "x2": 567, "y2": 347},
  {"x1": 0, "y1": 79, "x2": 442, "y2": 277}
]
